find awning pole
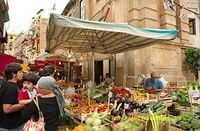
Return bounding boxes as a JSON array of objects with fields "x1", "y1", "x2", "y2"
[
  {"x1": 68, "y1": 59, "x2": 70, "y2": 82},
  {"x1": 92, "y1": 51, "x2": 95, "y2": 83}
]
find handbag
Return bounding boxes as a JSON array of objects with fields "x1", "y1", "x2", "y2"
[{"x1": 22, "y1": 96, "x2": 45, "y2": 131}]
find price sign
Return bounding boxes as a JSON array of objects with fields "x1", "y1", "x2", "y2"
[
  {"x1": 124, "y1": 103, "x2": 129, "y2": 109},
  {"x1": 109, "y1": 92, "x2": 113, "y2": 98},
  {"x1": 188, "y1": 90, "x2": 200, "y2": 104}
]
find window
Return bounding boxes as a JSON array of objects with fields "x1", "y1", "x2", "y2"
[
  {"x1": 80, "y1": 0, "x2": 85, "y2": 19},
  {"x1": 189, "y1": 18, "x2": 196, "y2": 35}
]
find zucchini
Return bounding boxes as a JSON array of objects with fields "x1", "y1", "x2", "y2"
[
  {"x1": 153, "y1": 101, "x2": 163, "y2": 111},
  {"x1": 140, "y1": 108, "x2": 148, "y2": 113}
]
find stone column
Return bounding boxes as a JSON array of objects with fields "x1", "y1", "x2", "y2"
[
  {"x1": 139, "y1": 0, "x2": 159, "y2": 28},
  {"x1": 159, "y1": 0, "x2": 176, "y2": 29},
  {"x1": 128, "y1": 0, "x2": 140, "y2": 26},
  {"x1": 176, "y1": 0, "x2": 190, "y2": 45}
]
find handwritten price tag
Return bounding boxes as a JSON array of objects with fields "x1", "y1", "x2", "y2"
[
  {"x1": 124, "y1": 103, "x2": 129, "y2": 109},
  {"x1": 109, "y1": 92, "x2": 113, "y2": 98}
]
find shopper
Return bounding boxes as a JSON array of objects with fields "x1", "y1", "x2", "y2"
[
  {"x1": 38, "y1": 69, "x2": 45, "y2": 77},
  {"x1": 0, "y1": 62, "x2": 24, "y2": 130},
  {"x1": 21, "y1": 76, "x2": 65, "y2": 131},
  {"x1": 43, "y1": 65, "x2": 55, "y2": 77},
  {"x1": 0, "y1": 72, "x2": 5, "y2": 87},
  {"x1": 18, "y1": 72, "x2": 39, "y2": 105},
  {"x1": 104, "y1": 73, "x2": 112, "y2": 85}
]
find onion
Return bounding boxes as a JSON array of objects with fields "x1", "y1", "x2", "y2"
[
  {"x1": 92, "y1": 126, "x2": 100, "y2": 131},
  {"x1": 84, "y1": 125, "x2": 92, "y2": 131},
  {"x1": 92, "y1": 118, "x2": 102, "y2": 126},
  {"x1": 85, "y1": 117, "x2": 94, "y2": 125}
]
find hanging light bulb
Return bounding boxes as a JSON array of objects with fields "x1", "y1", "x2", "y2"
[
  {"x1": 68, "y1": 49, "x2": 72, "y2": 58},
  {"x1": 58, "y1": 61, "x2": 61, "y2": 65},
  {"x1": 80, "y1": 54, "x2": 83, "y2": 60},
  {"x1": 68, "y1": 54, "x2": 72, "y2": 58}
]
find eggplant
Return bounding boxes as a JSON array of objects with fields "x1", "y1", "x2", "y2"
[
  {"x1": 195, "y1": 111, "x2": 200, "y2": 116},
  {"x1": 125, "y1": 110, "x2": 133, "y2": 117},
  {"x1": 167, "y1": 104, "x2": 175, "y2": 111},
  {"x1": 135, "y1": 103, "x2": 140, "y2": 108},
  {"x1": 129, "y1": 101, "x2": 138, "y2": 109},
  {"x1": 139, "y1": 105, "x2": 146, "y2": 111},
  {"x1": 118, "y1": 109, "x2": 123, "y2": 117},
  {"x1": 168, "y1": 109, "x2": 180, "y2": 116},
  {"x1": 127, "y1": 106, "x2": 133, "y2": 112},
  {"x1": 111, "y1": 109, "x2": 119, "y2": 116}
]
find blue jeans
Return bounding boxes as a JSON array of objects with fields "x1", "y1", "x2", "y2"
[{"x1": 0, "y1": 124, "x2": 24, "y2": 131}]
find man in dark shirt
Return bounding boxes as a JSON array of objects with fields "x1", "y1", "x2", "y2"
[
  {"x1": 0, "y1": 63, "x2": 24, "y2": 130},
  {"x1": 0, "y1": 72, "x2": 5, "y2": 87}
]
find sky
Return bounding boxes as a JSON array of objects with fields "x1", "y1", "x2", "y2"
[{"x1": 6, "y1": 0, "x2": 69, "y2": 34}]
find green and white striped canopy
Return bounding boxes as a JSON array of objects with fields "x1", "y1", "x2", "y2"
[{"x1": 46, "y1": 13, "x2": 177, "y2": 54}]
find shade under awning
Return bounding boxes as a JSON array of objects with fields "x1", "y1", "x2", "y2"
[{"x1": 46, "y1": 13, "x2": 177, "y2": 54}]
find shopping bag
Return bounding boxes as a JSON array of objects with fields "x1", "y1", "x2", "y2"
[{"x1": 22, "y1": 96, "x2": 45, "y2": 131}]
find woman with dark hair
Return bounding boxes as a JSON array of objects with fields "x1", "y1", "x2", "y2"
[
  {"x1": 43, "y1": 65, "x2": 55, "y2": 77},
  {"x1": 0, "y1": 62, "x2": 24, "y2": 130}
]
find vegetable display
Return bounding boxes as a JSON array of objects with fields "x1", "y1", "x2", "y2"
[
  {"x1": 174, "y1": 112, "x2": 200, "y2": 130},
  {"x1": 84, "y1": 108, "x2": 109, "y2": 131},
  {"x1": 63, "y1": 83, "x2": 200, "y2": 131},
  {"x1": 167, "y1": 104, "x2": 180, "y2": 116},
  {"x1": 187, "y1": 80, "x2": 200, "y2": 90},
  {"x1": 148, "y1": 109, "x2": 159, "y2": 131},
  {"x1": 176, "y1": 89, "x2": 189, "y2": 106},
  {"x1": 112, "y1": 118, "x2": 143, "y2": 131}
]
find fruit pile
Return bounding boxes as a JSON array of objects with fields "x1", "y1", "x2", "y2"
[
  {"x1": 110, "y1": 87, "x2": 131, "y2": 98},
  {"x1": 67, "y1": 93, "x2": 108, "y2": 117},
  {"x1": 132, "y1": 91, "x2": 156, "y2": 101}
]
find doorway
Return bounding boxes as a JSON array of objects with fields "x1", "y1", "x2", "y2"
[{"x1": 95, "y1": 60, "x2": 103, "y2": 85}]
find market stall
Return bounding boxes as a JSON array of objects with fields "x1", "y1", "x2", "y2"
[
  {"x1": 62, "y1": 82, "x2": 200, "y2": 131},
  {"x1": 45, "y1": 13, "x2": 177, "y2": 82},
  {"x1": 43, "y1": 14, "x2": 200, "y2": 131}
]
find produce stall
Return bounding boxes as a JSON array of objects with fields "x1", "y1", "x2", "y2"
[
  {"x1": 44, "y1": 13, "x2": 200, "y2": 131},
  {"x1": 57, "y1": 80, "x2": 200, "y2": 131}
]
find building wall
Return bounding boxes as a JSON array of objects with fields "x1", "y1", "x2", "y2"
[
  {"x1": 4, "y1": 34, "x2": 17, "y2": 55},
  {"x1": 39, "y1": 18, "x2": 49, "y2": 53},
  {"x1": 187, "y1": 0, "x2": 200, "y2": 48},
  {"x1": 63, "y1": 0, "x2": 196, "y2": 87}
]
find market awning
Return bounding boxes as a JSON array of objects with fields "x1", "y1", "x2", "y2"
[
  {"x1": 46, "y1": 13, "x2": 177, "y2": 55},
  {"x1": 0, "y1": 53, "x2": 16, "y2": 72},
  {"x1": 35, "y1": 52, "x2": 69, "y2": 61}
]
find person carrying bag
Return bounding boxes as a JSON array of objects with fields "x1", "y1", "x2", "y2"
[
  {"x1": 22, "y1": 96, "x2": 45, "y2": 131},
  {"x1": 21, "y1": 76, "x2": 65, "y2": 131}
]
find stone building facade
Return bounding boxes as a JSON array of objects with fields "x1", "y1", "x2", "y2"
[
  {"x1": 187, "y1": 0, "x2": 200, "y2": 48},
  {"x1": 62, "y1": 0, "x2": 197, "y2": 87}
]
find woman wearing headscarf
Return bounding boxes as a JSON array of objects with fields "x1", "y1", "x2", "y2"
[{"x1": 21, "y1": 76, "x2": 65, "y2": 131}]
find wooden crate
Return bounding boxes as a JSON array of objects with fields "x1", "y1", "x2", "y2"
[
  {"x1": 58, "y1": 125, "x2": 68, "y2": 131},
  {"x1": 167, "y1": 125, "x2": 183, "y2": 131},
  {"x1": 111, "y1": 123, "x2": 145, "y2": 131}
]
